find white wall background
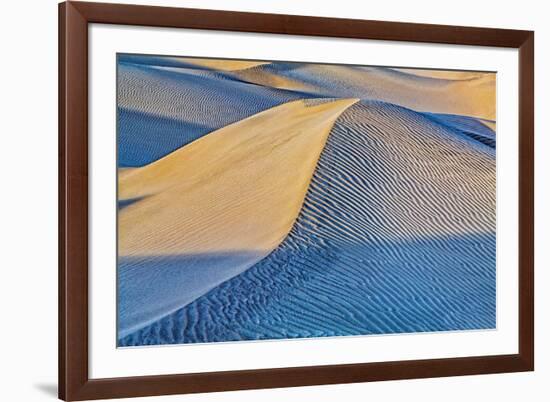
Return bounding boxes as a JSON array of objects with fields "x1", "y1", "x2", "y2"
[{"x1": 0, "y1": 0, "x2": 546, "y2": 401}]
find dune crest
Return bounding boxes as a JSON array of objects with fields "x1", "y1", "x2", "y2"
[
  {"x1": 119, "y1": 98, "x2": 358, "y2": 255},
  {"x1": 227, "y1": 66, "x2": 317, "y2": 93},
  {"x1": 117, "y1": 61, "x2": 307, "y2": 166},
  {"x1": 117, "y1": 98, "x2": 358, "y2": 337},
  {"x1": 249, "y1": 63, "x2": 495, "y2": 120},
  {"x1": 167, "y1": 57, "x2": 269, "y2": 71},
  {"x1": 393, "y1": 68, "x2": 490, "y2": 81}
]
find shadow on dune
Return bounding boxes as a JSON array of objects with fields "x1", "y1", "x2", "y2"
[
  {"x1": 117, "y1": 61, "x2": 321, "y2": 167},
  {"x1": 117, "y1": 251, "x2": 266, "y2": 340},
  {"x1": 119, "y1": 54, "x2": 216, "y2": 71},
  {"x1": 424, "y1": 112, "x2": 496, "y2": 148},
  {"x1": 118, "y1": 107, "x2": 213, "y2": 167},
  {"x1": 117, "y1": 195, "x2": 145, "y2": 210},
  {"x1": 118, "y1": 231, "x2": 496, "y2": 347}
]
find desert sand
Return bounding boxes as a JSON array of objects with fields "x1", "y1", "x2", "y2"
[
  {"x1": 123, "y1": 100, "x2": 496, "y2": 345},
  {"x1": 118, "y1": 98, "x2": 358, "y2": 337},
  {"x1": 170, "y1": 57, "x2": 268, "y2": 71},
  {"x1": 119, "y1": 98, "x2": 358, "y2": 255},
  {"x1": 117, "y1": 60, "x2": 305, "y2": 166},
  {"x1": 227, "y1": 66, "x2": 317, "y2": 92},
  {"x1": 394, "y1": 67, "x2": 492, "y2": 80},
  {"x1": 117, "y1": 55, "x2": 497, "y2": 344}
]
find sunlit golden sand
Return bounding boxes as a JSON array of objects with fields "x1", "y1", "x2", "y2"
[
  {"x1": 119, "y1": 98, "x2": 359, "y2": 257},
  {"x1": 394, "y1": 68, "x2": 492, "y2": 81},
  {"x1": 169, "y1": 57, "x2": 269, "y2": 71}
]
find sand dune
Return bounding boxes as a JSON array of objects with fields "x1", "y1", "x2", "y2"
[
  {"x1": 121, "y1": 101, "x2": 495, "y2": 345},
  {"x1": 116, "y1": 55, "x2": 496, "y2": 345},
  {"x1": 117, "y1": 98, "x2": 358, "y2": 338},
  {"x1": 246, "y1": 63, "x2": 495, "y2": 120},
  {"x1": 118, "y1": 58, "x2": 494, "y2": 167},
  {"x1": 425, "y1": 113, "x2": 496, "y2": 148},
  {"x1": 117, "y1": 61, "x2": 309, "y2": 166},
  {"x1": 226, "y1": 65, "x2": 318, "y2": 92},
  {"x1": 394, "y1": 68, "x2": 491, "y2": 81},
  {"x1": 118, "y1": 54, "x2": 267, "y2": 71},
  {"x1": 170, "y1": 57, "x2": 269, "y2": 71}
]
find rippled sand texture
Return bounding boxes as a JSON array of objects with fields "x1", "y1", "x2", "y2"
[
  {"x1": 117, "y1": 56, "x2": 496, "y2": 345},
  {"x1": 118, "y1": 98, "x2": 358, "y2": 337},
  {"x1": 117, "y1": 55, "x2": 312, "y2": 166}
]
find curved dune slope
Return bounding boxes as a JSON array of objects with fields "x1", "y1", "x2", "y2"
[
  {"x1": 118, "y1": 61, "x2": 311, "y2": 167},
  {"x1": 119, "y1": 54, "x2": 269, "y2": 72},
  {"x1": 394, "y1": 68, "x2": 491, "y2": 81},
  {"x1": 226, "y1": 65, "x2": 318, "y2": 93},
  {"x1": 425, "y1": 113, "x2": 496, "y2": 148},
  {"x1": 251, "y1": 63, "x2": 495, "y2": 120},
  {"x1": 171, "y1": 57, "x2": 269, "y2": 71},
  {"x1": 120, "y1": 101, "x2": 495, "y2": 345},
  {"x1": 117, "y1": 98, "x2": 358, "y2": 338}
]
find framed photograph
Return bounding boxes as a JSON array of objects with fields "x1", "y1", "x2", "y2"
[{"x1": 59, "y1": 1, "x2": 534, "y2": 400}]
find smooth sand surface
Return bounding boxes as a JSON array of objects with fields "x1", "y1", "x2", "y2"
[
  {"x1": 119, "y1": 98, "x2": 358, "y2": 256},
  {"x1": 168, "y1": 57, "x2": 269, "y2": 71},
  {"x1": 480, "y1": 120, "x2": 497, "y2": 131},
  {"x1": 117, "y1": 167, "x2": 136, "y2": 181}
]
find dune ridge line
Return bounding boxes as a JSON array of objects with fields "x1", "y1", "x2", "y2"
[{"x1": 117, "y1": 98, "x2": 359, "y2": 337}]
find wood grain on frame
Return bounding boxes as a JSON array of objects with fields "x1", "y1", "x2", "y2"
[{"x1": 59, "y1": 1, "x2": 534, "y2": 400}]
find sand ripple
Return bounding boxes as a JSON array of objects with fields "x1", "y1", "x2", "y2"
[
  {"x1": 117, "y1": 99, "x2": 358, "y2": 338},
  {"x1": 118, "y1": 60, "x2": 311, "y2": 166},
  {"x1": 120, "y1": 101, "x2": 495, "y2": 345}
]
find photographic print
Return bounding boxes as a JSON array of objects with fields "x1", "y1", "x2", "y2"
[{"x1": 116, "y1": 54, "x2": 496, "y2": 347}]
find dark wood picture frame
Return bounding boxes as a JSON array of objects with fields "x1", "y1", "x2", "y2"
[{"x1": 59, "y1": 1, "x2": 534, "y2": 400}]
